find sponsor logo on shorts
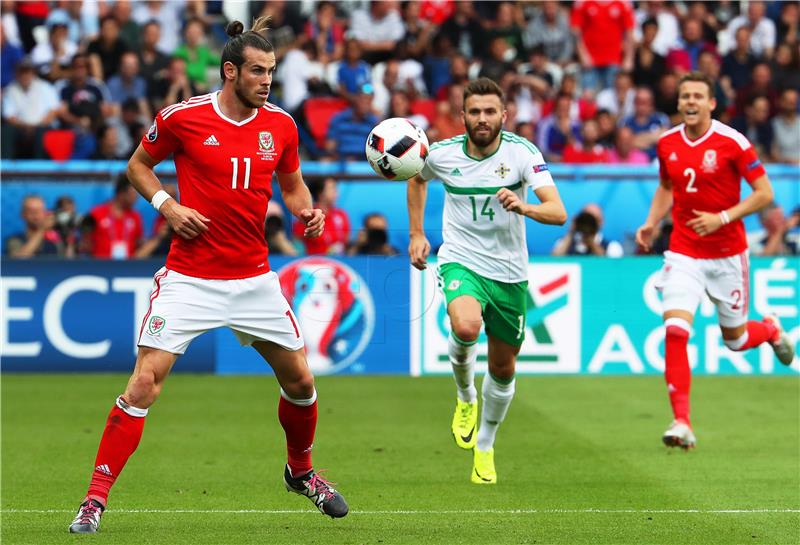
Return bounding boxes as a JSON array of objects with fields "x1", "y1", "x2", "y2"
[{"x1": 147, "y1": 315, "x2": 166, "y2": 336}]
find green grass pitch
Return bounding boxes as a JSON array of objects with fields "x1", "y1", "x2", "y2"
[{"x1": 2, "y1": 374, "x2": 798, "y2": 545}]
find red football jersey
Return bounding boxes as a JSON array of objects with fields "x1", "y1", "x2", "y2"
[
  {"x1": 570, "y1": 0, "x2": 634, "y2": 67},
  {"x1": 657, "y1": 120, "x2": 767, "y2": 259},
  {"x1": 142, "y1": 92, "x2": 300, "y2": 279},
  {"x1": 89, "y1": 202, "x2": 144, "y2": 259}
]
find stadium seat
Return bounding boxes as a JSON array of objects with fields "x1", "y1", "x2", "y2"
[
  {"x1": 303, "y1": 97, "x2": 349, "y2": 149},
  {"x1": 42, "y1": 129, "x2": 76, "y2": 161},
  {"x1": 410, "y1": 99, "x2": 437, "y2": 125}
]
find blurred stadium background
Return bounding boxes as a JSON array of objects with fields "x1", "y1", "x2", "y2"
[{"x1": 1, "y1": 1, "x2": 798, "y2": 544}]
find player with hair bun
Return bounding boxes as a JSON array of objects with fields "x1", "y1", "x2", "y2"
[{"x1": 68, "y1": 18, "x2": 348, "y2": 534}]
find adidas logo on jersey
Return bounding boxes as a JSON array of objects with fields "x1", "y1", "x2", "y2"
[
  {"x1": 668, "y1": 152, "x2": 678, "y2": 161},
  {"x1": 450, "y1": 168, "x2": 462, "y2": 176},
  {"x1": 204, "y1": 135, "x2": 220, "y2": 146}
]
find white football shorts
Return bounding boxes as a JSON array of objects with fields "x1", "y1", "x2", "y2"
[
  {"x1": 656, "y1": 250, "x2": 750, "y2": 327},
  {"x1": 137, "y1": 267, "x2": 304, "y2": 354}
]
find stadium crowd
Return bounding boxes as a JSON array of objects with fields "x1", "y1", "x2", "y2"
[{"x1": 2, "y1": 0, "x2": 799, "y2": 258}]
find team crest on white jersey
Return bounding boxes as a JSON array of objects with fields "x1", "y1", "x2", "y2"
[
  {"x1": 701, "y1": 149, "x2": 718, "y2": 172},
  {"x1": 146, "y1": 120, "x2": 158, "y2": 142},
  {"x1": 495, "y1": 163, "x2": 511, "y2": 178},
  {"x1": 258, "y1": 131, "x2": 276, "y2": 160}
]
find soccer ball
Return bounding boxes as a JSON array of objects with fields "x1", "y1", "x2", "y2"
[{"x1": 365, "y1": 118, "x2": 429, "y2": 180}]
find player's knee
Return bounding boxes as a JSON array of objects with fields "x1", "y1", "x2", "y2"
[
  {"x1": 125, "y1": 371, "x2": 160, "y2": 408},
  {"x1": 283, "y1": 375, "x2": 315, "y2": 400},
  {"x1": 451, "y1": 323, "x2": 481, "y2": 344}
]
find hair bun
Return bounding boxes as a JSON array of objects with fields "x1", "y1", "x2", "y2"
[{"x1": 225, "y1": 20, "x2": 244, "y2": 37}]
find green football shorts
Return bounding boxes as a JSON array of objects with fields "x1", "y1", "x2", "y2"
[{"x1": 436, "y1": 262, "x2": 528, "y2": 347}]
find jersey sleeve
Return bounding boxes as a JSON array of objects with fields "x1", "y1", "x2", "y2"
[
  {"x1": 521, "y1": 145, "x2": 555, "y2": 190},
  {"x1": 141, "y1": 110, "x2": 181, "y2": 163},
  {"x1": 276, "y1": 120, "x2": 300, "y2": 174},
  {"x1": 419, "y1": 151, "x2": 437, "y2": 181},
  {"x1": 656, "y1": 138, "x2": 669, "y2": 180},
  {"x1": 733, "y1": 144, "x2": 767, "y2": 185}
]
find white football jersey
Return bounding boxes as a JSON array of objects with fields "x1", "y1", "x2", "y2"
[{"x1": 420, "y1": 131, "x2": 555, "y2": 283}]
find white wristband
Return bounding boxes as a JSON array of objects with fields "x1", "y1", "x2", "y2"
[
  {"x1": 151, "y1": 190, "x2": 172, "y2": 211},
  {"x1": 719, "y1": 210, "x2": 730, "y2": 225}
]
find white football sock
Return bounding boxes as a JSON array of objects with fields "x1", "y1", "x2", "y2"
[
  {"x1": 476, "y1": 374, "x2": 515, "y2": 452},
  {"x1": 448, "y1": 333, "x2": 477, "y2": 403}
]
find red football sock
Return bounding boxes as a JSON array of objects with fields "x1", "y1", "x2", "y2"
[
  {"x1": 86, "y1": 398, "x2": 146, "y2": 505},
  {"x1": 665, "y1": 323, "x2": 691, "y2": 425},
  {"x1": 729, "y1": 320, "x2": 778, "y2": 351},
  {"x1": 278, "y1": 395, "x2": 317, "y2": 477}
]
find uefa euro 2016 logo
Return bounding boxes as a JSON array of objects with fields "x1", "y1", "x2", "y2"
[{"x1": 278, "y1": 258, "x2": 375, "y2": 374}]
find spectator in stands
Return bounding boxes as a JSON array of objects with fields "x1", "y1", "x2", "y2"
[
  {"x1": 777, "y1": 1, "x2": 800, "y2": 45},
  {"x1": 107, "y1": 51, "x2": 150, "y2": 119},
  {"x1": 772, "y1": 89, "x2": 800, "y2": 165},
  {"x1": 30, "y1": 19, "x2": 77, "y2": 81},
  {"x1": 479, "y1": 36, "x2": 516, "y2": 84},
  {"x1": 47, "y1": 2, "x2": 98, "y2": 47},
  {"x1": 523, "y1": 0, "x2": 573, "y2": 66},
  {"x1": 348, "y1": 212, "x2": 399, "y2": 256},
  {"x1": 633, "y1": 0, "x2": 680, "y2": 57},
  {"x1": 594, "y1": 109, "x2": 617, "y2": 148},
  {"x1": 279, "y1": 41, "x2": 326, "y2": 115},
  {"x1": 293, "y1": 177, "x2": 350, "y2": 255},
  {"x1": 562, "y1": 119, "x2": 609, "y2": 164},
  {"x1": 304, "y1": 0, "x2": 344, "y2": 65},
  {"x1": 4, "y1": 195, "x2": 63, "y2": 258},
  {"x1": 372, "y1": 59, "x2": 400, "y2": 118},
  {"x1": 727, "y1": 1, "x2": 776, "y2": 59},
  {"x1": 132, "y1": 0, "x2": 183, "y2": 54},
  {"x1": 87, "y1": 15, "x2": 130, "y2": 81},
  {"x1": 429, "y1": 83, "x2": 464, "y2": 143},
  {"x1": 337, "y1": 39, "x2": 372, "y2": 103},
  {"x1": 516, "y1": 121, "x2": 536, "y2": 144},
  {"x1": 665, "y1": 17, "x2": 717, "y2": 74},
  {"x1": 632, "y1": 17, "x2": 666, "y2": 92},
  {"x1": 252, "y1": 0, "x2": 305, "y2": 61},
  {"x1": 486, "y1": 2, "x2": 525, "y2": 62},
  {"x1": 537, "y1": 92, "x2": 581, "y2": 162},
  {"x1": 83, "y1": 174, "x2": 143, "y2": 260},
  {"x1": 686, "y1": 0, "x2": 722, "y2": 46},
  {"x1": 349, "y1": 1, "x2": 405, "y2": 65},
  {"x1": 552, "y1": 204, "x2": 623, "y2": 257},
  {"x1": 721, "y1": 26, "x2": 759, "y2": 99},
  {"x1": 13, "y1": 0, "x2": 48, "y2": 54},
  {"x1": 571, "y1": 0, "x2": 635, "y2": 95},
  {"x1": 654, "y1": 71, "x2": 680, "y2": 124},
  {"x1": 607, "y1": 126, "x2": 650, "y2": 164},
  {"x1": 596, "y1": 71, "x2": 635, "y2": 119},
  {"x1": 137, "y1": 20, "x2": 170, "y2": 89},
  {"x1": 771, "y1": 42, "x2": 800, "y2": 93},
  {"x1": 113, "y1": 97, "x2": 147, "y2": 157},
  {"x1": 1, "y1": 59, "x2": 59, "y2": 159},
  {"x1": 265, "y1": 202, "x2": 299, "y2": 257},
  {"x1": 422, "y1": 32, "x2": 455, "y2": 99},
  {"x1": 621, "y1": 87, "x2": 669, "y2": 160},
  {"x1": 439, "y1": 1, "x2": 481, "y2": 60},
  {"x1": 1, "y1": 24, "x2": 24, "y2": 88},
  {"x1": 747, "y1": 203, "x2": 800, "y2": 256},
  {"x1": 148, "y1": 56, "x2": 197, "y2": 113},
  {"x1": 400, "y1": 0, "x2": 436, "y2": 61},
  {"x1": 53, "y1": 194, "x2": 81, "y2": 257},
  {"x1": 90, "y1": 124, "x2": 124, "y2": 160},
  {"x1": 326, "y1": 83, "x2": 378, "y2": 160},
  {"x1": 734, "y1": 61, "x2": 778, "y2": 117},
  {"x1": 56, "y1": 53, "x2": 112, "y2": 134},
  {"x1": 174, "y1": 17, "x2": 219, "y2": 92},
  {"x1": 388, "y1": 90, "x2": 429, "y2": 130},
  {"x1": 113, "y1": 0, "x2": 140, "y2": 50},
  {"x1": 521, "y1": 45, "x2": 556, "y2": 94},
  {"x1": 732, "y1": 95, "x2": 774, "y2": 161},
  {"x1": 697, "y1": 50, "x2": 729, "y2": 119},
  {"x1": 136, "y1": 182, "x2": 177, "y2": 258}
]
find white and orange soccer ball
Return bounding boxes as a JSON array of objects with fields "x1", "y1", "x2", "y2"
[{"x1": 365, "y1": 117, "x2": 429, "y2": 181}]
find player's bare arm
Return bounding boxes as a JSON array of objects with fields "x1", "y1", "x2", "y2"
[
  {"x1": 407, "y1": 173, "x2": 430, "y2": 270},
  {"x1": 276, "y1": 168, "x2": 324, "y2": 238},
  {"x1": 126, "y1": 144, "x2": 210, "y2": 240},
  {"x1": 636, "y1": 177, "x2": 674, "y2": 252},
  {"x1": 496, "y1": 186, "x2": 567, "y2": 225},
  {"x1": 687, "y1": 174, "x2": 774, "y2": 237}
]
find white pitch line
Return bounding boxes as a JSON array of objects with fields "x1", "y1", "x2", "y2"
[{"x1": 3, "y1": 509, "x2": 799, "y2": 515}]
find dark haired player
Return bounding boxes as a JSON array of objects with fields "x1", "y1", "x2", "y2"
[{"x1": 68, "y1": 19, "x2": 348, "y2": 533}]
